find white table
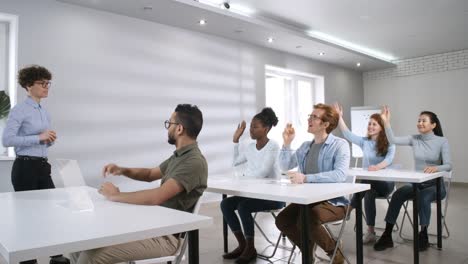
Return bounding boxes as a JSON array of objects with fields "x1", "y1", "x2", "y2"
[
  {"x1": 348, "y1": 168, "x2": 448, "y2": 264},
  {"x1": 0, "y1": 186, "x2": 212, "y2": 264},
  {"x1": 206, "y1": 177, "x2": 370, "y2": 264}
]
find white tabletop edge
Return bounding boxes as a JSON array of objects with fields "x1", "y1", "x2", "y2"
[
  {"x1": 349, "y1": 169, "x2": 447, "y2": 183},
  {"x1": 206, "y1": 183, "x2": 370, "y2": 204}
]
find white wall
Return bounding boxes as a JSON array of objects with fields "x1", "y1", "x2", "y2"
[
  {"x1": 364, "y1": 50, "x2": 468, "y2": 182},
  {"x1": 0, "y1": 0, "x2": 363, "y2": 192},
  {"x1": 0, "y1": 22, "x2": 6, "y2": 91}
]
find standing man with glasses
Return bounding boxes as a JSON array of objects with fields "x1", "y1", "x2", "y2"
[
  {"x1": 71, "y1": 104, "x2": 208, "y2": 264},
  {"x1": 2, "y1": 65, "x2": 69, "y2": 264}
]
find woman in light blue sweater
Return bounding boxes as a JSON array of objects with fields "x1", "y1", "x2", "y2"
[
  {"x1": 335, "y1": 103, "x2": 395, "y2": 244},
  {"x1": 374, "y1": 107, "x2": 452, "y2": 252}
]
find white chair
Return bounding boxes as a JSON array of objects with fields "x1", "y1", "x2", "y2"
[
  {"x1": 253, "y1": 206, "x2": 295, "y2": 260},
  {"x1": 288, "y1": 174, "x2": 356, "y2": 264},
  {"x1": 398, "y1": 171, "x2": 452, "y2": 240},
  {"x1": 128, "y1": 199, "x2": 203, "y2": 264}
]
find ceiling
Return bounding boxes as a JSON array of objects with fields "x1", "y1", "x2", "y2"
[
  {"x1": 56, "y1": 0, "x2": 467, "y2": 71},
  {"x1": 232, "y1": 0, "x2": 468, "y2": 60}
]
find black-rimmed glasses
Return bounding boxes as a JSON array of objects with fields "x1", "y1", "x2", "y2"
[{"x1": 164, "y1": 120, "x2": 179, "y2": 129}]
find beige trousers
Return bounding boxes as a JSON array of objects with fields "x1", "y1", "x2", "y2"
[{"x1": 70, "y1": 235, "x2": 179, "y2": 264}]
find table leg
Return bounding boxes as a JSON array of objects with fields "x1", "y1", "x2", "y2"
[
  {"x1": 301, "y1": 204, "x2": 310, "y2": 264},
  {"x1": 355, "y1": 191, "x2": 364, "y2": 264},
  {"x1": 222, "y1": 194, "x2": 228, "y2": 253},
  {"x1": 188, "y1": 229, "x2": 199, "y2": 264},
  {"x1": 436, "y1": 177, "x2": 442, "y2": 249},
  {"x1": 413, "y1": 184, "x2": 420, "y2": 264}
]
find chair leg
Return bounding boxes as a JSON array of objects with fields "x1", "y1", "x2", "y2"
[
  {"x1": 399, "y1": 201, "x2": 450, "y2": 240},
  {"x1": 254, "y1": 212, "x2": 294, "y2": 260},
  {"x1": 253, "y1": 214, "x2": 276, "y2": 246},
  {"x1": 399, "y1": 201, "x2": 414, "y2": 241},
  {"x1": 287, "y1": 245, "x2": 296, "y2": 264}
]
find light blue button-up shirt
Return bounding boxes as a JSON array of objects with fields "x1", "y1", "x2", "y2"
[
  {"x1": 2, "y1": 96, "x2": 52, "y2": 157},
  {"x1": 279, "y1": 134, "x2": 351, "y2": 206}
]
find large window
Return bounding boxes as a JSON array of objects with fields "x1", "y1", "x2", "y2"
[
  {"x1": 0, "y1": 13, "x2": 18, "y2": 159},
  {"x1": 265, "y1": 65, "x2": 324, "y2": 149}
]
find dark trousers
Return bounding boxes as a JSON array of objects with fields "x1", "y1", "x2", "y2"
[
  {"x1": 12, "y1": 158, "x2": 55, "y2": 191},
  {"x1": 220, "y1": 196, "x2": 285, "y2": 238},
  {"x1": 11, "y1": 158, "x2": 55, "y2": 264}
]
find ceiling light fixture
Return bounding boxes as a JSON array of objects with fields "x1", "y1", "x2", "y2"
[
  {"x1": 296, "y1": 45, "x2": 302, "y2": 49},
  {"x1": 308, "y1": 30, "x2": 396, "y2": 62},
  {"x1": 267, "y1": 37, "x2": 274, "y2": 43},
  {"x1": 319, "y1": 52, "x2": 325, "y2": 56},
  {"x1": 198, "y1": 19, "x2": 207, "y2": 25},
  {"x1": 356, "y1": 62, "x2": 361, "y2": 67},
  {"x1": 143, "y1": 6, "x2": 153, "y2": 11},
  {"x1": 197, "y1": 0, "x2": 255, "y2": 16}
]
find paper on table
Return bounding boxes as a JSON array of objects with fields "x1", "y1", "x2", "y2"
[
  {"x1": 56, "y1": 159, "x2": 86, "y2": 187},
  {"x1": 56, "y1": 187, "x2": 95, "y2": 212}
]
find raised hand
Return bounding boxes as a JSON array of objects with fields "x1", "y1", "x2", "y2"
[
  {"x1": 333, "y1": 102, "x2": 343, "y2": 118},
  {"x1": 102, "y1": 163, "x2": 123, "y2": 177},
  {"x1": 380, "y1": 105, "x2": 391, "y2": 126},
  {"x1": 282, "y1": 123, "x2": 295, "y2": 146},
  {"x1": 233, "y1": 120, "x2": 246, "y2": 143}
]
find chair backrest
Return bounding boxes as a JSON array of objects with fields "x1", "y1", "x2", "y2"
[
  {"x1": 442, "y1": 171, "x2": 453, "y2": 217},
  {"x1": 192, "y1": 197, "x2": 202, "y2": 214},
  {"x1": 172, "y1": 198, "x2": 203, "y2": 264}
]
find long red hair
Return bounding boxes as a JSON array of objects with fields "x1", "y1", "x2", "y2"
[{"x1": 368, "y1": 113, "x2": 389, "y2": 156}]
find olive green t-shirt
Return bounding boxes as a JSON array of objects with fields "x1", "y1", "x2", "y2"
[{"x1": 159, "y1": 143, "x2": 208, "y2": 212}]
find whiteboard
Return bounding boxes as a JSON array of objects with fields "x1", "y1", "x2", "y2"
[{"x1": 350, "y1": 106, "x2": 380, "y2": 158}]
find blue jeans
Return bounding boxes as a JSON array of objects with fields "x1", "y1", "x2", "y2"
[
  {"x1": 385, "y1": 182, "x2": 446, "y2": 226},
  {"x1": 351, "y1": 180, "x2": 395, "y2": 226},
  {"x1": 220, "y1": 196, "x2": 285, "y2": 238}
]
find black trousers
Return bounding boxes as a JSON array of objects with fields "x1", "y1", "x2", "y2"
[
  {"x1": 11, "y1": 158, "x2": 55, "y2": 191},
  {"x1": 11, "y1": 158, "x2": 55, "y2": 264}
]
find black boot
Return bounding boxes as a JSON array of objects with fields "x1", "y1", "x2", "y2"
[
  {"x1": 223, "y1": 231, "x2": 246, "y2": 259},
  {"x1": 374, "y1": 223, "x2": 394, "y2": 251},
  {"x1": 374, "y1": 233, "x2": 394, "y2": 251},
  {"x1": 419, "y1": 227, "x2": 429, "y2": 251},
  {"x1": 235, "y1": 237, "x2": 257, "y2": 264}
]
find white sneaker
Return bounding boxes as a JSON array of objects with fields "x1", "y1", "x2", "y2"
[{"x1": 363, "y1": 231, "x2": 377, "y2": 244}]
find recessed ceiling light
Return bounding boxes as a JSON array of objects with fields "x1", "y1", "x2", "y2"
[
  {"x1": 234, "y1": 29, "x2": 244, "y2": 33},
  {"x1": 198, "y1": 19, "x2": 207, "y2": 25},
  {"x1": 267, "y1": 37, "x2": 274, "y2": 43},
  {"x1": 143, "y1": 6, "x2": 153, "y2": 11},
  {"x1": 296, "y1": 45, "x2": 302, "y2": 49},
  {"x1": 319, "y1": 52, "x2": 325, "y2": 56},
  {"x1": 356, "y1": 62, "x2": 361, "y2": 67}
]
